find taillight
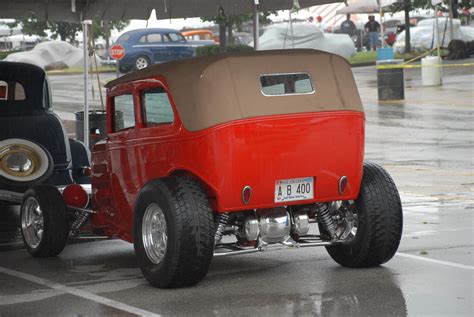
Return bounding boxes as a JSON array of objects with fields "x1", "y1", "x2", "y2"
[
  {"x1": 0, "y1": 86, "x2": 7, "y2": 99},
  {"x1": 63, "y1": 184, "x2": 89, "y2": 208},
  {"x1": 338, "y1": 176, "x2": 348, "y2": 195},
  {"x1": 242, "y1": 185, "x2": 252, "y2": 205}
]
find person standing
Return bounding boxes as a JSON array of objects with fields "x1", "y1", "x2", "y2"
[
  {"x1": 365, "y1": 15, "x2": 380, "y2": 51},
  {"x1": 316, "y1": 16, "x2": 327, "y2": 32},
  {"x1": 340, "y1": 14, "x2": 356, "y2": 36}
]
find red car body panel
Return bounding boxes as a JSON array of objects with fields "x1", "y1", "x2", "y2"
[{"x1": 90, "y1": 77, "x2": 365, "y2": 241}]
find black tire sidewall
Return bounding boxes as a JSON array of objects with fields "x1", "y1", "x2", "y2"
[
  {"x1": 325, "y1": 162, "x2": 403, "y2": 267},
  {"x1": 134, "y1": 177, "x2": 215, "y2": 288},
  {"x1": 134, "y1": 180, "x2": 179, "y2": 287},
  {"x1": 21, "y1": 185, "x2": 69, "y2": 257}
]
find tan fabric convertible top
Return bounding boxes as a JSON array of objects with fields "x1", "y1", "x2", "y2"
[{"x1": 106, "y1": 49, "x2": 363, "y2": 131}]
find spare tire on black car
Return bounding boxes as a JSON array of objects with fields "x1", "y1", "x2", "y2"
[{"x1": 0, "y1": 138, "x2": 54, "y2": 191}]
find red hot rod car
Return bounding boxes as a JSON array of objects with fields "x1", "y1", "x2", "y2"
[{"x1": 8, "y1": 50, "x2": 403, "y2": 288}]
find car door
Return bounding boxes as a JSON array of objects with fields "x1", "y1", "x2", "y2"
[
  {"x1": 132, "y1": 81, "x2": 180, "y2": 183},
  {"x1": 163, "y1": 32, "x2": 193, "y2": 60},
  {"x1": 145, "y1": 32, "x2": 171, "y2": 63},
  {"x1": 105, "y1": 88, "x2": 141, "y2": 237}
]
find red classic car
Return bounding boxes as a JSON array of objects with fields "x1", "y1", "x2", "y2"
[{"x1": 11, "y1": 50, "x2": 403, "y2": 288}]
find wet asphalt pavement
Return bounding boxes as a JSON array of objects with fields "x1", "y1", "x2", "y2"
[{"x1": 1, "y1": 62, "x2": 473, "y2": 316}]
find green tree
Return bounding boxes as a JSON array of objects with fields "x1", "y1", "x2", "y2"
[
  {"x1": 50, "y1": 22, "x2": 82, "y2": 43},
  {"x1": 201, "y1": 11, "x2": 275, "y2": 50},
  {"x1": 7, "y1": 16, "x2": 48, "y2": 38},
  {"x1": 7, "y1": 15, "x2": 129, "y2": 46},
  {"x1": 91, "y1": 20, "x2": 129, "y2": 50}
]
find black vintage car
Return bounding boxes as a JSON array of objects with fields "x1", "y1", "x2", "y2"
[{"x1": 0, "y1": 61, "x2": 90, "y2": 235}]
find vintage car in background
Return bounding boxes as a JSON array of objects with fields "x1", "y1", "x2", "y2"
[
  {"x1": 3, "y1": 50, "x2": 403, "y2": 289},
  {"x1": 181, "y1": 29, "x2": 219, "y2": 48},
  {"x1": 116, "y1": 28, "x2": 208, "y2": 72},
  {"x1": 0, "y1": 61, "x2": 90, "y2": 236},
  {"x1": 182, "y1": 29, "x2": 217, "y2": 42}
]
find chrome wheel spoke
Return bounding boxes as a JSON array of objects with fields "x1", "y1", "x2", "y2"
[
  {"x1": 21, "y1": 197, "x2": 44, "y2": 248},
  {"x1": 142, "y1": 203, "x2": 168, "y2": 264}
]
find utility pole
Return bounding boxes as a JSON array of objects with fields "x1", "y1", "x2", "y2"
[
  {"x1": 253, "y1": 0, "x2": 260, "y2": 51},
  {"x1": 218, "y1": 6, "x2": 227, "y2": 52},
  {"x1": 448, "y1": 0, "x2": 454, "y2": 41},
  {"x1": 404, "y1": 0, "x2": 411, "y2": 53}
]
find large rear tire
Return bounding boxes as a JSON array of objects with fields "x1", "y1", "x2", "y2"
[
  {"x1": 325, "y1": 162, "x2": 403, "y2": 267},
  {"x1": 20, "y1": 184, "x2": 70, "y2": 257},
  {"x1": 133, "y1": 176, "x2": 215, "y2": 288}
]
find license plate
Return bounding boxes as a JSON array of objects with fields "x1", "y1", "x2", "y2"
[{"x1": 274, "y1": 177, "x2": 314, "y2": 203}]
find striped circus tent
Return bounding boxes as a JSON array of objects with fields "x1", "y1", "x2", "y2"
[{"x1": 306, "y1": 3, "x2": 368, "y2": 31}]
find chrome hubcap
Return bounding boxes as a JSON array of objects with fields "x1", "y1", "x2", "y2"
[
  {"x1": 135, "y1": 57, "x2": 148, "y2": 69},
  {"x1": 21, "y1": 197, "x2": 44, "y2": 248},
  {"x1": 142, "y1": 203, "x2": 168, "y2": 264}
]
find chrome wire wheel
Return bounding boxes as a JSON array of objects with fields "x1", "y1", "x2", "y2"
[
  {"x1": 21, "y1": 196, "x2": 44, "y2": 249},
  {"x1": 142, "y1": 203, "x2": 168, "y2": 264},
  {"x1": 337, "y1": 201, "x2": 358, "y2": 243},
  {"x1": 342, "y1": 210, "x2": 358, "y2": 243},
  {"x1": 135, "y1": 57, "x2": 149, "y2": 69}
]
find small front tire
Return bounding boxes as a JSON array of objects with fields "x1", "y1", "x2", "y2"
[
  {"x1": 134, "y1": 177, "x2": 215, "y2": 288},
  {"x1": 21, "y1": 185, "x2": 70, "y2": 257},
  {"x1": 134, "y1": 55, "x2": 150, "y2": 70},
  {"x1": 325, "y1": 162, "x2": 403, "y2": 267}
]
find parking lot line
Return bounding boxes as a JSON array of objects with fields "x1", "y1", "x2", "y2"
[
  {"x1": 0, "y1": 266, "x2": 160, "y2": 317},
  {"x1": 396, "y1": 253, "x2": 474, "y2": 271}
]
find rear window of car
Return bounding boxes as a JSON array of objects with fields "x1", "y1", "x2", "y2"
[
  {"x1": 147, "y1": 33, "x2": 163, "y2": 43},
  {"x1": 0, "y1": 82, "x2": 6, "y2": 100},
  {"x1": 259, "y1": 73, "x2": 314, "y2": 96},
  {"x1": 0, "y1": 80, "x2": 26, "y2": 100},
  {"x1": 113, "y1": 94, "x2": 135, "y2": 132},
  {"x1": 141, "y1": 87, "x2": 174, "y2": 126}
]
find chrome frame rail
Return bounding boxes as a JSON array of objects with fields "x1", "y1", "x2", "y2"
[
  {"x1": 67, "y1": 205, "x2": 96, "y2": 214},
  {"x1": 213, "y1": 236, "x2": 339, "y2": 257}
]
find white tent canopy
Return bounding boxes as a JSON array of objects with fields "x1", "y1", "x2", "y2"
[
  {"x1": 336, "y1": 0, "x2": 397, "y2": 15},
  {"x1": 0, "y1": 0, "x2": 342, "y2": 22}
]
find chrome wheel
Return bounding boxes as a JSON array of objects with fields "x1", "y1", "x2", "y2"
[
  {"x1": 339, "y1": 205, "x2": 358, "y2": 242},
  {"x1": 21, "y1": 196, "x2": 44, "y2": 248},
  {"x1": 330, "y1": 201, "x2": 358, "y2": 243},
  {"x1": 142, "y1": 203, "x2": 168, "y2": 264},
  {"x1": 135, "y1": 57, "x2": 149, "y2": 69}
]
